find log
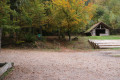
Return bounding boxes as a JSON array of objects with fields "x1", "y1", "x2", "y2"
[
  {"x1": 99, "y1": 46, "x2": 120, "y2": 49},
  {"x1": 0, "y1": 62, "x2": 14, "y2": 76},
  {"x1": 89, "y1": 39, "x2": 120, "y2": 49},
  {"x1": 98, "y1": 44, "x2": 120, "y2": 46}
]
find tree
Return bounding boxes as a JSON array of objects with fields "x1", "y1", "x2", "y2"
[
  {"x1": 94, "y1": 7, "x2": 104, "y2": 22},
  {"x1": 50, "y1": 0, "x2": 95, "y2": 41},
  {"x1": 94, "y1": 0, "x2": 120, "y2": 29},
  {"x1": 9, "y1": 0, "x2": 47, "y2": 35},
  {"x1": 0, "y1": 0, "x2": 10, "y2": 27},
  {"x1": 31, "y1": 0, "x2": 46, "y2": 35}
]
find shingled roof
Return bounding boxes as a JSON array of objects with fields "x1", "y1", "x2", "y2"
[{"x1": 85, "y1": 22, "x2": 111, "y2": 33}]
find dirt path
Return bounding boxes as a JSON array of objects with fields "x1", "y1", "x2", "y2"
[{"x1": 0, "y1": 49, "x2": 120, "y2": 80}]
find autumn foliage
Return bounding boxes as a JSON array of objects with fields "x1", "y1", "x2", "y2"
[
  {"x1": 50, "y1": 0, "x2": 95, "y2": 41},
  {"x1": 0, "y1": 0, "x2": 96, "y2": 42}
]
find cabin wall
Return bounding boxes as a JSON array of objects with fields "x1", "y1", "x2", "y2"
[
  {"x1": 106, "y1": 29, "x2": 110, "y2": 35},
  {"x1": 91, "y1": 29, "x2": 96, "y2": 36}
]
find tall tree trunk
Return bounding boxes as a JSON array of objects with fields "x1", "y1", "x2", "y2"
[
  {"x1": 67, "y1": 22, "x2": 71, "y2": 41},
  {"x1": 68, "y1": 30, "x2": 71, "y2": 41},
  {"x1": 58, "y1": 27, "x2": 61, "y2": 39},
  {"x1": 10, "y1": 14, "x2": 13, "y2": 21},
  {"x1": 10, "y1": 0, "x2": 17, "y2": 21},
  {"x1": 61, "y1": 33, "x2": 65, "y2": 39},
  {"x1": 40, "y1": 26, "x2": 42, "y2": 36}
]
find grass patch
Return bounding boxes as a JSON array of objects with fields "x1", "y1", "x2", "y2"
[
  {"x1": 111, "y1": 48, "x2": 120, "y2": 50},
  {"x1": 66, "y1": 36, "x2": 92, "y2": 49},
  {"x1": 87, "y1": 35, "x2": 120, "y2": 40},
  {"x1": 112, "y1": 55, "x2": 120, "y2": 57}
]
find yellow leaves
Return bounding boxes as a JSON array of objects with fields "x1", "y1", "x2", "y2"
[
  {"x1": 52, "y1": 0, "x2": 62, "y2": 5},
  {"x1": 52, "y1": 0, "x2": 67, "y2": 7},
  {"x1": 78, "y1": 1, "x2": 84, "y2": 4},
  {"x1": 51, "y1": 0, "x2": 95, "y2": 30},
  {"x1": 83, "y1": 20, "x2": 87, "y2": 24},
  {"x1": 52, "y1": 0, "x2": 71, "y2": 8},
  {"x1": 84, "y1": 0, "x2": 88, "y2": 1},
  {"x1": 71, "y1": 21, "x2": 79, "y2": 25},
  {"x1": 82, "y1": 2, "x2": 95, "y2": 21},
  {"x1": 61, "y1": 19, "x2": 68, "y2": 27},
  {"x1": 78, "y1": 0, "x2": 88, "y2": 5},
  {"x1": 70, "y1": 9, "x2": 75, "y2": 14}
]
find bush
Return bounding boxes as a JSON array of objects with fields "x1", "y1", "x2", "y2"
[
  {"x1": 24, "y1": 33, "x2": 37, "y2": 42},
  {"x1": 39, "y1": 36, "x2": 46, "y2": 42},
  {"x1": 16, "y1": 41, "x2": 25, "y2": 45}
]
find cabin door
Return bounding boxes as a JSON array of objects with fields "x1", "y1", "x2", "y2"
[{"x1": 96, "y1": 29, "x2": 105, "y2": 36}]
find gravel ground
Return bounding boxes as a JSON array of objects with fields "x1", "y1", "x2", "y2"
[{"x1": 0, "y1": 49, "x2": 120, "y2": 80}]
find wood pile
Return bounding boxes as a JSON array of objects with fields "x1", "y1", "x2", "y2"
[{"x1": 88, "y1": 39, "x2": 120, "y2": 49}]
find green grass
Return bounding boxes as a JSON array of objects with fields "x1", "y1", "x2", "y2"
[{"x1": 87, "y1": 35, "x2": 120, "y2": 40}]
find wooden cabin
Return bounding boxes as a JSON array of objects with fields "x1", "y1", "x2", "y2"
[{"x1": 85, "y1": 22, "x2": 111, "y2": 36}]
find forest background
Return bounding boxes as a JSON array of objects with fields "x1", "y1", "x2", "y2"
[{"x1": 0, "y1": 0, "x2": 120, "y2": 44}]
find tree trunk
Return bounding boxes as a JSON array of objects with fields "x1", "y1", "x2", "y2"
[
  {"x1": 58, "y1": 27, "x2": 61, "y2": 39},
  {"x1": 67, "y1": 22, "x2": 71, "y2": 41},
  {"x1": 61, "y1": 33, "x2": 65, "y2": 39},
  {"x1": 68, "y1": 30, "x2": 71, "y2": 41},
  {"x1": 10, "y1": 14, "x2": 13, "y2": 21},
  {"x1": 40, "y1": 26, "x2": 42, "y2": 36}
]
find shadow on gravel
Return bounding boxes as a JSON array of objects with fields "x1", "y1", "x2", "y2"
[{"x1": 100, "y1": 51, "x2": 120, "y2": 58}]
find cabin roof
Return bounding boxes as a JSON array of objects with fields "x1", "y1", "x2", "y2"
[{"x1": 85, "y1": 22, "x2": 111, "y2": 33}]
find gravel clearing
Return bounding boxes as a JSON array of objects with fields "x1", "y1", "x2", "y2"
[{"x1": 0, "y1": 49, "x2": 120, "y2": 80}]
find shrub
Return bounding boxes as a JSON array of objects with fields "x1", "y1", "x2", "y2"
[
  {"x1": 16, "y1": 41, "x2": 25, "y2": 45},
  {"x1": 39, "y1": 36, "x2": 46, "y2": 42},
  {"x1": 24, "y1": 33, "x2": 37, "y2": 42}
]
